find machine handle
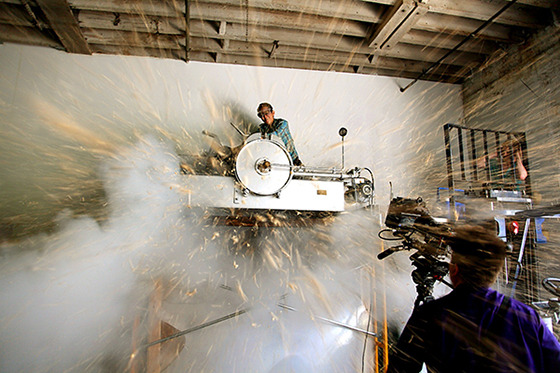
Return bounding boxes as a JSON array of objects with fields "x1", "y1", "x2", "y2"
[{"x1": 377, "y1": 247, "x2": 399, "y2": 260}]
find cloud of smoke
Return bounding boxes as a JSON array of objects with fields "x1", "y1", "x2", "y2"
[{"x1": 0, "y1": 135, "x2": 421, "y2": 372}]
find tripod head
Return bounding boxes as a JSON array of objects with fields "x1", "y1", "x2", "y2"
[{"x1": 378, "y1": 197, "x2": 454, "y2": 307}]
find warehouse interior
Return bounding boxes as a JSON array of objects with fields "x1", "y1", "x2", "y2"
[{"x1": 1, "y1": 1, "x2": 559, "y2": 372}]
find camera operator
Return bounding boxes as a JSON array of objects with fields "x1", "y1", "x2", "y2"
[{"x1": 387, "y1": 225, "x2": 560, "y2": 373}]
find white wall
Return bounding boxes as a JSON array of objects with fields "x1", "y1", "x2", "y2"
[{"x1": 0, "y1": 43, "x2": 463, "y2": 237}]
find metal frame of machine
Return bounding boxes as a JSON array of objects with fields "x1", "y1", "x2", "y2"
[{"x1": 179, "y1": 125, "x2": 374, "y2": 217}]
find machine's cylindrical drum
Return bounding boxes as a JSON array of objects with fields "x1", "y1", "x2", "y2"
[{"x1": 235, "y1": 138, "x2": 293, "y2": 195}]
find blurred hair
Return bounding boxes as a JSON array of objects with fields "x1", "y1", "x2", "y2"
[
  {"x1": 500, "y1": 137, "x2": 521, "y2": 155},
  {"x1": 448, "y1": 225, "x2": 507, "y2": 287},
  {"x1": 257, "y1": 102, "x2": 273, "y2": 113}
]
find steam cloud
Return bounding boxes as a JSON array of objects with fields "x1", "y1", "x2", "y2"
[{"x1": 0, "y1": 136, "x2": 420, "y2": 372}]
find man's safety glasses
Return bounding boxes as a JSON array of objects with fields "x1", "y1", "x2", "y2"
[{"x1": 257, "y1": 109, "x2": 272, "y2": 119}]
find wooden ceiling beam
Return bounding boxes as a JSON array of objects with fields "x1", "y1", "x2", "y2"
[
  {"x1": 78, "y1": 7, "x2": 368, "y2": 38},
  {"x1": 202, "y1": 3, "x2": 514, "y2": 42},
  {"x1": 35, "y1": 0, "x2": 91, "y2": 54},
  {"x1": 78, "y1": 10, "x2": 184, "y2": 35},
  {"x1": 189, "y1": 20, "x2": 497, "y2": 55},
  {"x1": 375, "y1": 41, "x2": 483, "y2": 66},
  {"x1": 357, "y1": 0, "x2": 559, "y2": 11},
  {"x1": 197, "y1": 0, "x2": 385, "y2": 23},
  {"x1": 518, "y1": 0, "x2": 560, "y2": 8},
  {"x1": 78, "y1": 6, "x2": 512, "y2": 44},
  {"x1": 189, "y1": 49, "x2": 360, "y2": 74},
  {"x1": 367, "y1": 0, "x2": 414, "y2": 49},
  {"x1": 416, "y1": 12, "x2": 513, "y2": 42},
  {"x1": 189, "y1": 2, "x2": 369, "y2": 37},
  {"x1": 189, "y1": 37, "x2": 467, "y2": 75},
  {"x1": 189, "y1": 34, "x2": 482, "y2": 67},
  {"x1": 0, "y1": 23, "x2": 61, "y2": 48},
  {"x1": 78, "y1": 5, "x2": 366, "y2": 37},
  {"x1": 366, "y1": 0, "x2": 428, "y2": 50},
  {"x1": 89, "y1": 42, "x2": 184, "y2": 59},
  {"x1": 69, "y1": 0, "x2": 553, "y2": 28},
  {"x1": 423, "y1": 0, "x2": 546, "y2": 29},
  {"x1": 83, "y1": 17, "x2": 487, "y2": 66},
  {"x1": 358, "y1": 0, "x2": 550, "y2": 27},
  {"x1": 0, "y1": 2, "x2": 38, "y2": 27},
  {"x1": 70, "y1": 0, "x2": 383, "y2": 23},
  {"x1": 69, "y1": 0, "x2": 184, "y2": 17},
  {"x1": 187, "y1": 49, "x2": 464, "y2": 81},
  {"x1": 403, "y1": 29, "x2": 498, "y2": 55},
  {"x1": 82, "y1": 28, "x2": 184, "y2": 50},
  {"x1": 198, "y1": 5, "x2": 519, "y2": 42}
]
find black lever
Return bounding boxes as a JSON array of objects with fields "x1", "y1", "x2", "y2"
[{"x1": 377, "y1": 247, "x2": 399, "y2": 260}]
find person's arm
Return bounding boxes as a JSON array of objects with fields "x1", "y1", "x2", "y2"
[
  {"x1": 476, "y1": 153, "x2": 491, "y2": 170},
  {"x1": 538, "y1": 320, "x2": 560, "y2": 371},
  {"x1": 259, "y1": 123, "x2": 267, "y2": 138},
  {"x1": 276, "y1": 120, "x2": 301, "y2": 164},
  {"x1": 515, "y1": 149, "x2": 528, "y2": 180}
]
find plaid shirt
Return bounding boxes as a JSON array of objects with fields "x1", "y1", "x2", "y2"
[{"x1": 259, "y1": 118, "x2": 300, "y2": 162}]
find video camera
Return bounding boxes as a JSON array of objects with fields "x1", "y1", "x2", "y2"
[
  {"x1": 378, "y1": 197, "x2": 450, "y2": 259},
  {"x1": 378, "y1": 197, "x2": 453, "y2": 307}
]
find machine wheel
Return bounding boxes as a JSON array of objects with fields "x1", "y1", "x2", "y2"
[{"x1": 235, "y1": 138, "x2": 292, "y2": 196}]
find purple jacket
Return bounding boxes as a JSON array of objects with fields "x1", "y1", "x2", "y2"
[{"x1": 388, "y1": 285, "x2": 560, "y2": 372}]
